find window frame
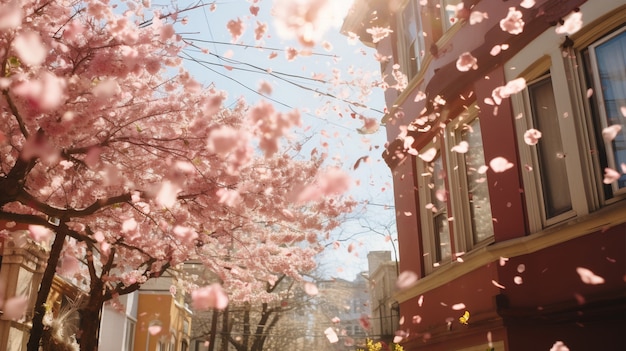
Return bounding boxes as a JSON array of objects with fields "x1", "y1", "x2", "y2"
[
  {"x1": 416, "y1": 143, "x2": 453, "y2": 273},
  {"x1": 445, "y1": 107, "x2": 495, "y2": 253},
  {"x1": 396, "y1": 0, "x2": 425, "y2": 80},
  {"x1": 507, "y1": 17, "x2": 625, "y2": 233}
]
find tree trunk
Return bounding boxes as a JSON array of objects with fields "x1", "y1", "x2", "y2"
[
  {"x1": 207, "y1": 309, "x2": 219, "y2": 351},
  {"x1": 78, "y1": 298, "x2": 104, "y2": 351},
  {"x1": 27, "y1": 231, "x2": 66, "y2": 351},
  {"x1": 220, "y1": 308, "x2": 229, "y2": 351}
]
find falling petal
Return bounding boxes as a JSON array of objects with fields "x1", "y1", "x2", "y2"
[
  {"x1": 520, "y1": 0, "x2": 535, "y2": 8},
  {"x1": 3, "y1": 296, "x2": 29, "y2": 320},
  {"x1": 491, "y1": 280, "x2": 506, "y2": 289},
  {"x1": 396, "y1": 271, "x2": 419, "y2": 290},
  {"x1": 452, "y1": 303, "x2": 466, "y2": 310},
  {"x1": 324, "y1": 327, "x2": 339, "y2": 343},
  {"x1": 555, "y1": 12, "x2": 583, "y2": 35},
  {"x1": 620, "y1": 106, "x2": 626, "y2": 117},
  {"x1": 586, "y1": 88, "x2": 593, "y2": 98},
  {"x1": 451, "y1": 141, "x2": 469, "y2": 153},
  {"x1": 192, "y1": 284, "x2": 229, "y2": 310},
  {"x1": 304, "y1": 282, "x2": 319, "y2": 296},
  {"x1": 412, "y1": 315, "x2": 422, "y2": 324},
  {"x1": 603, "y1": 168, "x2": 621, "y2": 184},
  {"x1": 148, "y1": 325, "x2": 162, "y2": 336},
  {"x1": 514, "y1": 276, "x2": 523, "y2": 284},
  {"x1": 550, "y1": 341, "x2": 570, "y2": 351},
  {"x1": 418, "y1": 295, "x2": 424, "y2": 306},
  {"x1": 419, "y1": 148, "x2": 437, "y2": 163},
  {"x1": 576, "y1": 267, "x2": 605, "y2": 285},
  {"x1": 489, "y1": 157, "x2": 514, "y2": 173},
  {"x1": 523, "y1": 129, "x2": 542, "y2": 145},
  {"x1": 456, "y1": 52, "x2": 478, "y2": 72},
  {"x1": 602, "y1": 125, "x2": 622, "y2": 142}
]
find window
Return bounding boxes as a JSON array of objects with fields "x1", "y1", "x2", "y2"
[
  {"x1": 124, "y1": 319, "x2": 136, "y2": 351},
  {"x1": 582, "y1": 28, "x2": 626, "y2": 195},
  {"x1": 418, "y1": 108, "x2": 494, "y2": 273},
  {"x1": 509, "y1": 19, "x2": 625, "y2": 232},
  {"x1": 526, "y1": 74, "x2": 574, "y2": 222},
  {"x1": 448, "y1": 114, "x2": 494, "y2": 249},
  {"x1": 417, "y1": 147, "x2": 452, "y2": 271},
  {"x1": 397, "y1": 0, "x2": 425, "y2": 79}
]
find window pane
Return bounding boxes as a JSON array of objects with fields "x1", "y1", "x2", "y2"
[
  {"x1": 430, "y1": 154, "x2": 450, "y2": 262},
  {"x1": 593, "y1": 30, "x2": 626, "y2": 189},
  {"x1": 399, "y1": 1, "x2": 424, "y2": 78},
  {"x1": 528, "y1": 76, "x2": 573, "y2": 218},
  {"x1": 462, "y1": 119, "x2": 494, "y2": 243}
]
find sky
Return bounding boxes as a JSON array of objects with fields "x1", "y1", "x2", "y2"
[{"x1": 174, "y1": 0, "x2": 398, "y2": 280}]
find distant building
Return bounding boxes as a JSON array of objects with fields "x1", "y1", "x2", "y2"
[
  {"x1": 366, "y1": 251, "x2": 399, "y2": 344},
  {"x1": 344, "y1": 0, "x2": 626, "y2": 350}
]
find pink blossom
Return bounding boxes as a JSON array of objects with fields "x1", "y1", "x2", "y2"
[
  {"x1": 366, "y1": 26, "x2": 393, "y2": 43},
  {"x1": 296, "y1": 168, "x2": 351, "y2": 203},
  {"x1": 155, "y1": 181, "x2": 180, "y2": 208},
  {"x1": 500, "y1": 7, "x2": 525, "y2": 35},
  {"x1": 550, "y1": 341, "x2": 570, "y2": 351},
  {"x1": 12, "y1": 72, "x2": 66, "y2": 112},
  {"x1": 451, "y1": 303, "x2": 466, "y2": 310},
  {"x1": 523, "y1": 129, "x2": 542, "y2": 145},
  {"x1": 121, "y1": 218, "x2": 138, "y2": 233},
  {"x1": 456, "y1": 52, "x2": 478, "y2": 72},
  {"x1": 192, "y1": 283, "x2": 229, "y2": 310},
  {"x1": 491, "y1": 280, "x2": 506, "y2": 289},
  {"x1": 0, "y1": 3, "x2": 22, "y2": 30},
  {"x1": 249, "y1": 5, "x2": 260, "y2": 16},
  {"x1": 489, "y1": 157, "x2": 514, "y2": 173},
  {"x1": 357, "y1": 117, "x2": 379, "y2": 134},
  {"x1": 419, "y1": 148, "x2": 437, "y2": 163},
  {"x1": 304, "y1": 282, "x2": 319, "y2": 296},
  {"x1": 2, "y1": 296, "x2": 29, "y2": 320},
  {"x1": 470, "y1": 11, "x2": 488, "y2": 25},
  {"x1": 451, "y1": 141, "x2": 469, "y2": 153},
  {"x1": 359, "y1": 314, "x2": 371, "y2": 330},
  {"x1": 396, "y1": 271, "x2": 419, "y2": 290},
  {"x1": 576, "y1": 267, "x2": 605, "y2": 285},
  {"x1": 216, "y1": 188, "x2": 242, "y2": 207},
  {"x1": 492, "y1": 78, "x2": 527, "y2": 104},
  {"x1": 172, "y1": 225, "x2": 198, "y2": 244},
  {"x1": 285, "y1": 47, "x2": 298, "y2": 61},
  {"x1": 226, "y1": 18, "x2": 245, "y2": 42},
  {"x1": 602, "y1": 125, "x2": 622, "y2": 142},
  {"x1": 555, "y1": 12, "x2": 583, "y2": 36},
  {"x1": 14, "y1": 31, "x2": 47, "y2": 66},
  {"x1": 331, "y1": 316, "x2": 341, "y2": 324},
  {"x1": 324, "y1": 327, "x2": 339, "y2": 343},
  {"x1": 148, "y1": 325, "x2": 162, "y2": 336},
  {"x1": 254, "y1": 21, "x2": 267, "y2": 41},
  {"x1": 28, "y1": 224, "x2": 53, "y2": 243},
  {"x1": 603, "y1": 168, "x2": 621, "y2": 184}
]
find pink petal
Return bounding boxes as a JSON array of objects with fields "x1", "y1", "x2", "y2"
[
  {"x1": 412, "y1": 315, "x2": 422, "y2": 324},
  {"x1": 603, "y1": 168, "x2": 621, "y2": 184},
  {"x1": 456, "y1": 52, "x2": 478, "y2": 72},
  {"x1": 14, "y1": 31, "x2": 47, "y2": 66},
  {"x1": 602, "y1": 124, "x2": 622, "y2": 142},
  {"x1": 491, "y1": 280, "x2": 506, "y2": 289},
  {"x1": 499, "y1": 7, "x2": 525, "y2": 35},
  {"x1": 396, "y1": 271, "x2": 419, "y2": 290},
  {"x1": 555, "y1": 12, "x2": 583, "y2": 35},
  {"x1": 192, "y1": 283, "x2": 229, "y2": 310},
  {"x1": 324, "y1": 327, "x2": 339, "y2": 343},
  {"x1": 550, "y1": 341, "x2": 570, "y2": 351},
  {"x1": 576, "y1": 267, "x2": 605, "y2": 285},
  {"x1": 517, "y1": 264, "x2": 526, "y2": 273},
  {"x1": 451, "y1": 141, "x2": 469, "y2": 153},
  {"x1": 621, "y1": 106, "x2": 626, "y2": 118},
  {"x1": 418, "y1": 295, "x2": 424, "y2": 306},
  {"x1": 489, "y1": 157, "x2": 514, "y2": 173},
  {"x1": 304, "y1": 282, "x2": 319, "y2": 296},
  {"x1": 331, "y1": 316, "x2": 341, "y2": 324},
  {"x1": 419, "y1": 148, "x2": 437, "y2": 163},
  {"x1": 3, "y1": 296, "x2": 29, "y2": 320},
  {"x1": 514, "y1": 276, "x2": 523, "y2": 284},
  {"x1": 148, "y1": 325, "x2": 162, "y2": 336},
  {"x1": 28, "y1": 224, "x2": 53, "y2": 243},
  {"x1": 520, "y1": 0, "x2": 535, "y2": 8},
  {"x1": 452, "y1": 303, "x2": 466, "y2": 310},
  {"x1": 523, "y1": 129, "x2": 542, "y2": 145}
]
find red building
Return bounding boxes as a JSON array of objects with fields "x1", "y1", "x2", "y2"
[{"x1": 343, "y1": 1, "x2": 625, "y2": 350}]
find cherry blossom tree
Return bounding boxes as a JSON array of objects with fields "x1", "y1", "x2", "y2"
[{"x1": 0, "y1": 1, "x2": 360, "y2": 350}]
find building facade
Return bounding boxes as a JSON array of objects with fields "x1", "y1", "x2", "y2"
[
  {"x1": 344, "y1": 0, "x2": 625, "y2": 350},
  {"x1": 366, "y1": 251, "x2": 399, "y2": 345}
]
